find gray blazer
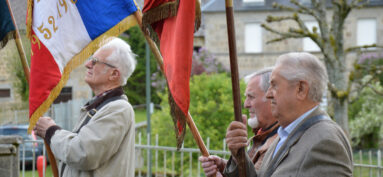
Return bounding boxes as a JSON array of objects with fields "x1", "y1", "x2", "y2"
[{"x1": 224, "y1": 108, "x2": 353, "y2": 177}]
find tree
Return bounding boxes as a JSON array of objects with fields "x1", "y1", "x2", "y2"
[
  {"x1": 122, "y1": 26, "x2": 162, "y2": 105},
  {"x1": 152, "y1": 73, "x2": 246, "y2": 149},
  {"x1": 261, "y1": 0, "x2": 381, "y2": 134},
  {"x1": 348, "y1": 52, "x2": 383, "y2": 148}
]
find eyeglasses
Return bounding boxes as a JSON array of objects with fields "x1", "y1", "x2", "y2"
[{"x1": 88, "y1": 56, "x2": 116, "y2": 68}]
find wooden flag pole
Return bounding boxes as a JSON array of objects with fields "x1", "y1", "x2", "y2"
[
  {"x1": 5, "y1": 0, "x2": 30, "y2": 83},
  {"x1": 224, "y1": 0, "x2": 247, "y2": 177},
  {"x1": 133, "y1": 10, "x2": 211, "y2": 158},
  {"x1": 5, "y1": 1, "x2": 59, "y2": 177}
]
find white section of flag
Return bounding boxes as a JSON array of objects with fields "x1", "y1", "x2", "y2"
[{"x1": 32, "y1": 0, "x2": 91, "y2": 73}]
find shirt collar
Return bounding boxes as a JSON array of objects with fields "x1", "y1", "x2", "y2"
[{"x1": 277, "y1": 105, "x2": 318, "y2": 138}]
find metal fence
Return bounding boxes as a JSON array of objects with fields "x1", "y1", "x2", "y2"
[
  {"x1": 19, "y1": 136, "x2": 383, "y2": 177},
  {"x1": 354, "y1": 149, "x2": 383, "y2": 177}
]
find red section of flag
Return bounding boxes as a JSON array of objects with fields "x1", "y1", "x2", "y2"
[
  {"x1": 153, "y1": 0, "x2": 195, "y2": 116},
  {"x1": 143, "y1": 0, "x2": 175, "y2": 12},
  {"x1": 29, "y1": 30, "x2": 61, "y2": 117}
]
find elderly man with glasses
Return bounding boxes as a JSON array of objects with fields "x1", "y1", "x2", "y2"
[{"x1": 33, "y1": 37, "x2": 137, "y2": 177}]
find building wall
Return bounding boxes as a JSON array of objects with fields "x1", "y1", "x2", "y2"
[{"x1": 203, "y1": 6, "x2": 383, "y2": 77}]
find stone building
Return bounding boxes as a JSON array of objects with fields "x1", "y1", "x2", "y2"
[{"x1": 199, "y1": 0, "x2": 383, "y2": 77}]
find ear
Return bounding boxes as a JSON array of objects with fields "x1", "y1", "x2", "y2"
[
  {"x1": 296, "y1": 81, "x2": 309, "y2": 100},
  {"x1": 109, "y1": 69, "x2": 120, "y2": 81}
]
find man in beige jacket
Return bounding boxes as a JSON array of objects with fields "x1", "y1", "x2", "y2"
[
  {"x1": 224, "y1": 52, "x2": 353, "y2": 177},
  {"x1": 34, "y1": 37, "x2": 137, "y2": 177},
  {"x1": 199, "y1": 68, "x2": 279, "y2": 177}
]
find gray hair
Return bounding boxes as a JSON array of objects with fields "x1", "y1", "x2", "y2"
[
  {"x1": 244, "y1": 67, "x2": 273, "y2": 92},
  {"x1": 101, "y1": 37, "x2": 137, "y2": 86},
  {"x1": 275, "y1": 52, "x2": 328, "y2": 102}
]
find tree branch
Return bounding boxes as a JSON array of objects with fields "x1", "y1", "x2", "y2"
[
  {"x1": 328, "y1": 82, "x2": 347, "y2": 99},
  {"x1": 351, "y1": 0, "x2": 370, "y2": 9},
  {"x1": 346, "y1": 44, "x2": 383, "y2": 53},
  {"x1": 265, "y1": 16, "x2": 295, "y2": 23},
  {"x1": 261, "y1": 24, "x2": 305, "y2": 44},
  {"x1": 290, "y1": 0, "x2": 317, "y2": 17},
  {"x1": 369, "y1": 85, "x2": 383, "y2": 96}
]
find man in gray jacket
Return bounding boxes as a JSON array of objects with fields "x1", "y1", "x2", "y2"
[
  {"x1": 224, "y1": 52, "x2": 353, "y2": 177},
  {"x1": 33, "y1": 37, "x2": 137, "y2": 177}
]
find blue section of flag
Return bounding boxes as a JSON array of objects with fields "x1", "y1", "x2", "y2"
[
  {"x1": 76, "y1": 0, "x2": 137, "y2": 40},
  {"x1": 0, "y1": 0, "x2": 15, "y2": 47}
]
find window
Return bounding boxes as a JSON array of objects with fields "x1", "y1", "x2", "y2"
[
  {"x1": 245, "y1": 23, "x2": 262, "y2": 53},
  {"x1": 0, "y1": 88, "x2": 11, "y2": 98},
  {"x1": 54, "y1": 87, "x2": 72, "y2": 103},
  {"x1": 303, "y1": 21, "x2": 320, "y2": 52},
  {"x1": 243, "y1": 0, "x2": 264, "y2": 3},
  {"x1": 357, "y1": 19, "x2": 377, "y2": 46}
]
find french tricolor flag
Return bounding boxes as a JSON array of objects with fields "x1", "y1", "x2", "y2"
[{"x1": 27, "y1": 0, "x2": 138, "y2": 132}]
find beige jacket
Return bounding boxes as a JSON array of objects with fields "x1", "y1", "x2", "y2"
[
  {"x1": 224, "y1": 108, "x2": 353, "y2": 177},
  {"x1": 50, "y1": 95, "x2": 135, "y2": 177}
]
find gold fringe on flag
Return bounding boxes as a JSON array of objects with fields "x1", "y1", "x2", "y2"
[
  {"x1": 142, "y1": 0, "x2": 179, "y2": 33},
  {"x1": 195, "y1": 0, "x2": 201, "y2": 32},
  {"x1": 28, "y1": 15, "x2": 138, "y2": 133},
  {"x1": 142, "y1": 0, "x2": 201, "y2": 44},
  {"x1": 168, "y1": 89, "x2": 187, "y2": 149},
  {"x1": 26, "y1": 0, "x2": 33, "y2": 39}
]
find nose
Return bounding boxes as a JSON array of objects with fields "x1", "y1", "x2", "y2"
[
  {"x1": 85, "y1": 59, "x2": 93, "y2": 69},
  {"x1": 266, "y1": 88, "x2": 273, "y2": 100},
  {"x1": 244, "y1": 98, "x2": 251, "y2": 108}
]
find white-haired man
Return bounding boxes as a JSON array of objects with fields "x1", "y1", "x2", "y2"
[
  {"x1": 199, "y1": 68, "x2": 279, "y2": 177},
  {"x1": 34, "y1": 37, "x2": 137, "y2": 177},
  {"x1": 224, "y1": 52, "x2": 353, "y2": 177}
]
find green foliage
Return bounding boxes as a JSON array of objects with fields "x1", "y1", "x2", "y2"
[
  {"x1": 151, "y1": 73, "x2": 247, "y2": 149},
  {"x1": 150, "y1": 73, "x2": 246, "y2": 172},
  {"x1": 9, "y1": 36, "x2": 31, "y2": 102},
  {"x1": 349, "y1": 80, "x2": 383, "y2": 148},
  {"x1": 11, "y1": 57, "x2": 29, "y2": 101},
  {"x1": 121, "y1": 26, "x2": 162, "y2": 105}
]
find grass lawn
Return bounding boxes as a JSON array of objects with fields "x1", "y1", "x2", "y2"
[
  {"x1": 135, "y1": 109, "x2": 147, "y2": 123},
  {"x1": 21, "y1": 165, "x2": 53, "y2": 177}
]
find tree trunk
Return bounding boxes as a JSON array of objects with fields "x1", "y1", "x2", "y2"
[
  {"x1": 332, "y1": 96, "x2": 349, "y2": 136},
  {"x1": 326, "y1": 52, "x2": 350, "y2": 135}
]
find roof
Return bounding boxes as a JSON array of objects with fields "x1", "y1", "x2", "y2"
[{"x1": 202, "y1": 0, "x2": 383, "y2": 12}]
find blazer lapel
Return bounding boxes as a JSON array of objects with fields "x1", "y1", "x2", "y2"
[
  {"x1": 262, "y1": 107, "x2": 327, "y2": 175},
  {"x1": 261, "y1": 136, "x2": 279, "y2": 173}
]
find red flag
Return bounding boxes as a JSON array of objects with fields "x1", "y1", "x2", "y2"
[{"x1": 143, "y1": 0, "x2": 200, "y2": 149}]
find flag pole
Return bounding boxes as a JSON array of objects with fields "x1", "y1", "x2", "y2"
[
  {"x1": 5, "y1": 0, "x2": 29, "y2": 83},
  {"x1": 224, "y1": 0, "x2": 247, "y2": 176},
  {"x1": 133, "y1": 10, "x2": 210, "y2": 157},
  {"x1": 5, "y1": 1, "x2": 59, "y2": 177}
]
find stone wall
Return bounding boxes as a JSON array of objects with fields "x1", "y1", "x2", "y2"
[{"x1": 0, "y1": 136, "x2": 22, "y2": 177}]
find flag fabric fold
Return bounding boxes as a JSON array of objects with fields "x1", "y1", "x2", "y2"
[
  {"x1": 142, "y1": 0, "x2": 200, "y2": 149},
  {"x1": 0, "y1": 0, "x2": 15, "y2": 49},
  {"x1": 27, "y1": 0, "x2": 138, "y2": 132}
]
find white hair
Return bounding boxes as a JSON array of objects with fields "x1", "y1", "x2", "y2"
[
  {"x1": 244, "y1": 67, "x2": 273, "y2": 93},
  {"x1": 275, "y1": 52, "x2": 328, "y2": 102},
  {"x1": 101, "y1": 37, "x2": 137, "y2": 86}
]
